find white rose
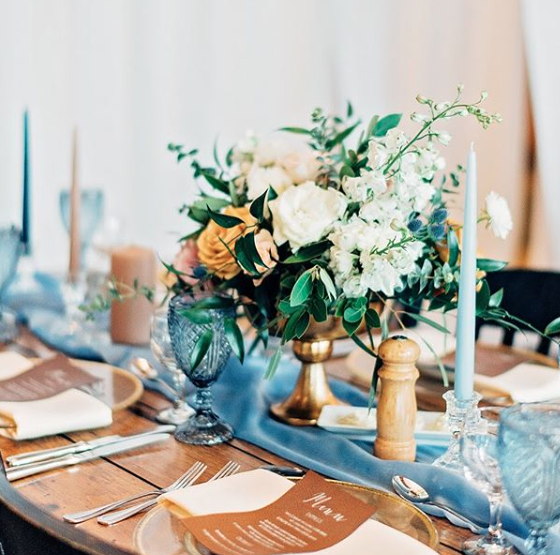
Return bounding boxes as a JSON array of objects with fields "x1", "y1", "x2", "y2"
[
  {"x1": 246, "y1": 164, "x2": 293, "y2": 200},
  {"x1": 280, "y1": 148, "x2": 320, "y2": 184},
  {"x1": 269, "y1": 181, "x2": 347, "y2": 250},
  {"x1": 384, "y1": 129, "x2": 408, "y2": 152},
  {"x1": 485, "y1": 191, "x2": 513, "y2": 239}
]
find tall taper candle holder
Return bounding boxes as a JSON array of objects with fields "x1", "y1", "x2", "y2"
[{"x1": 432, "y1": 390, "x2": 482, "y2": 472}]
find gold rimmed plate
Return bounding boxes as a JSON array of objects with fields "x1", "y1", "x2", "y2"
[
  {"x1": 31, "y1": 357, "x2": 144, "y2": 412},
  {"x1": 133, "y1": 478, "x2": 438, "y2": 555}
]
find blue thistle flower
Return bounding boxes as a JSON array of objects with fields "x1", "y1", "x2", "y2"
[
  {"x1": 432, "y1": 208, "x2": 448, "y2": 224},
  {"x1": 430, "y1": 224, "x2": 446, "y2": 241},
  {"x1": 407, "y1": 219, "x2": 423, "y2": 233}
]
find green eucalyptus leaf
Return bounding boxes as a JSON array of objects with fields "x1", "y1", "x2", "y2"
[
  {"x1": 325, "y1": 121, "x2": 361, "y2": 150},
  {"x1": 372, "y1": 114, "x2": 403, "y2": 137},
  {"x1": 489, "y1": 288, "x2": 504, "y2": 308},
  {"x1": 224, "y1": 317, "x2": 245, "y2": 363},
  {"x1": 366, "y1": 115, "x2": 380, "y2": 138},
  {"x1": 243, "y1": 231, "x2": 266, "y2": 268},
  {"x1": 339, "y1": 165, "x2": 355, "y2": 179},
  {"x1": 295, "y1": 312, "x2": 310, "y2": 339},
  {"x1": 194, "y1": 296, "x2": 235, "y2": 310},
  {"x1": 545, "y1": 317, "x2": 560, "y2": 336},
  {"x1": 309, "y1": 297, "x2": 328, "y2": 322},
  {"x1": 188, "y1": 207, "x2": 210, "y2": 225},
  {"x1": 365, "y1": 308, "x2": 381, "y2": 329},
  {"x1": 179, "y1": 309, "x2": 213, "y2": 325},
  {"x1": 477, "y1": 259, "x2": 508, "y2": 272},
  {"x1": 279, "y1": 127, "x2": 311, "y2": 135},
  {"x1": 343, "y1": 317, "x2": 362, "y2": 336},
  {"x1": 283, "y1": 241, "x2": 331, "y2": 264},
  {"x1": 290, "y1": 271, "x2": 313, "y2": 307},
  {"x1": 265, "y1": 345, "x2": 283, "y2": 379},
  {"x1": 207, "y1": 206, "x2": 245, "y2": 228},
  {"x1": 403, "y1": 313, "x2": 450, "y2": 334},
  {"x1": 201, "y1": 172, "x2": 230, "y2": 195},
  {"x1": 447, "y1": 228, "x2": 459, "y2": 267},
  {"x1": 235, "y1": 236, "x2": 259, "y2": 276},
  {"x1": 249, "y1": 189, "x2": 268, "y2": 223},
  {"x1": 318, "y1": 268, "x2": 337, "y2": 300},
  {"x1": 476, "y1": 280, "x2": 491, "y2": 313},
  {"x1": 192, "y1": 196, "x2": 230, "y2": 212},
  {"x1": 190, "y1": 329, "x2": 213, "y2": 370}
]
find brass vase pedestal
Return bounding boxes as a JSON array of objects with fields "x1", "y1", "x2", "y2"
[{"x1": 270, "y1": 319, "x2": 347, "y2": 426}]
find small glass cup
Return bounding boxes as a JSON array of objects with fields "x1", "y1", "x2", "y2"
[
  {"x1": 0, "y1": 226, "x2": 22, "y2": 343},
  {"x1": 167, "y1": 293, "x2": 233, "y2": 445},
  {"x1": 150, "y1": 309, "x2": 193, "y2": 425},
  {"x1": 498, "y1": 403, "x2": 560, "y2": 555},
  {"x1": 59, "y1": 188, "x2": 104, "y2": 268}
]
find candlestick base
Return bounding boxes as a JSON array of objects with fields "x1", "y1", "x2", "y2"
[{"x1": 432, "y1": 390, "x2": 482, "y2": 473}]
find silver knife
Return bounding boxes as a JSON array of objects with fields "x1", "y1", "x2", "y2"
[
  {"x1": 6, "y1": 432, "x2": 171, "y2": 482},
  {"x1": 6, "y1": 425, "x2": 176, "y2": 467}
]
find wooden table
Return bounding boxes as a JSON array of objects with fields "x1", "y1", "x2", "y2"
[{"x1": 0, "y1": 332, "x2": 554, "y2": 555}]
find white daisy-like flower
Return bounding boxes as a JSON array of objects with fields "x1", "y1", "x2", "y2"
[{"x1": 485, "y1": 191, "x2": 513, "y2": 239}]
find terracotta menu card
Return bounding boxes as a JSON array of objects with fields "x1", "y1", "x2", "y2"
[
  {"x1": 182, "y1": 472, "x2": 376, "y2": 555},
  {"x1": 0, "y1": 354, "x2": 99, "y2": 402}
]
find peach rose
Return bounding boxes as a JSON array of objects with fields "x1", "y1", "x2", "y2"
[
  {"x1": 250, "y1": 229, "x2": 278, "y2": 286},
  {"x1": 197, "y1": 206, "x2": 255, "y2": 280}
]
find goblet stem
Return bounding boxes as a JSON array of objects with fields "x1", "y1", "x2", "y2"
[
  {"x1": 487, "y1": 492, "x2": 505, "y2": 542},
  {"x1": 526, "y1": 529, "x2": 549, "y2": 555},
  {"x1": 171, "y1": 368, "x2": 187, "y2": 408},
  {"x1": 194, "y1": 387, "x2": 213, "y2": 414}
]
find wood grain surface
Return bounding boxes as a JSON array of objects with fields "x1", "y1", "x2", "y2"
[{"x1": 0, "y1": 330, "x2": 555, "y2": 555}]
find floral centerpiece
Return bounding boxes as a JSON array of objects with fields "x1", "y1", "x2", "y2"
[{"x1": 163, "y1": 85, "x2": 523, "y2": 387}]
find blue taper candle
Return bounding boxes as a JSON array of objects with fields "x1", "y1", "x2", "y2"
[
  {"x1": 21, "y1": 109, "x2": 31, "y2": 255},
  {"x1": 454, "y1": 143, "x2": 477, "y2": 400}
]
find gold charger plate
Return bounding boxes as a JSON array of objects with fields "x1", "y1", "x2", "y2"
[
  {"x1": 133, "y1": 478, "x2": 438, "y2": 555},
  {"x1": 32, "y1": 357, "x2": 143, "y2": 411}
]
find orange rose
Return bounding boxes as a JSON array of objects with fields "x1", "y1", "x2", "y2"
[{"x1": 197, "y1": 206, "x2": 255, "y2": 279}]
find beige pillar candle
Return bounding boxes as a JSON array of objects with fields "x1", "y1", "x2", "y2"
[
  {"x1": 68, "y1": 128, "x2": 81, "y2": 282},
  {"x1": 374, "y1": 336, "x2": 420, "y2": 462},
  {"x1": 110, "y1": 245, "x2": 157, "y2": 345}
]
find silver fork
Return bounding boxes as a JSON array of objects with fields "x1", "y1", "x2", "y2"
[
  {"x1": 98, "y1": 460, "x2": 241, "y2": 526},
  {"x1": 63, "y1": 461, "x2": 207, "y2": 524}
]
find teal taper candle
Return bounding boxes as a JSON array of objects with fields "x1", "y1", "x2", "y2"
[
  {"x1": 21, "y1": 110, "x2": 31, "y2": 255},
  {"x1": 454, "y1": 144, "x2": 477, "y2": 400}
]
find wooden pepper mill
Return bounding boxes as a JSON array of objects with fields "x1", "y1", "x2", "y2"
[{"x1": 374, "y1": 335, "x2": 420, "y2": 462}]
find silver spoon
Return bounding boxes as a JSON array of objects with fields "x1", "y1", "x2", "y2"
[
  {"x1": 130, "y1": 357, "x2": 179, "y2": 398},
  {"x1": 392, "y1": 475, "x2": 485, "y2": 534}
]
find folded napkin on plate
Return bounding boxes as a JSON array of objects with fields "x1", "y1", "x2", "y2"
[
  {"x1": 475, "y1": 363, "x2": 560, "y2": 403},
  {"x1": 160, "y1": 469, "x2": 438, "y2": 555},
  {"x1": 0, "y1": 352, "x2": 112, "y2": 440}
]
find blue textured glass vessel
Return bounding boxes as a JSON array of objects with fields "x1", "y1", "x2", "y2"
[
  {"x1": 0, "y1": 226, "x2": 22, "y2": 343},
  {"x1": 498, "y1": 403, "x2": 560, "y2": 555},
  {"x1": 168, "y1": 293, "x2": 233, "y2": 445}
]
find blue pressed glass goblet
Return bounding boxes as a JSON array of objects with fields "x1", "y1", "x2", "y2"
[
  {"x1": 167, "y1": 294, "x2": 234, "y2": 445},
  {"x1": 0, "y1": 226, "x2": 22, "y2": 343},
  {"x1": 498, "y1": 403, "x2": 560, "y2": 555}
]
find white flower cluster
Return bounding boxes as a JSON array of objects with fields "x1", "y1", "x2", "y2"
[
  {"x1": 233, "y1": 133, "x2": 320, "y2": 200},
  {"x1": 328, "y1": 129, "x2": 443, "y2": 297}
]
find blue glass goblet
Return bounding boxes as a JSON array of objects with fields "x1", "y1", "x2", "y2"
[
  {"x1": 0, "y1": 226, "x2": 22, "y2": 343},
  {"x1": 167, "y1": 294, "x2": 233, "y2": 445},
  {"x1": 498, "y1": 403, "x2": 560, "y2": 555}
]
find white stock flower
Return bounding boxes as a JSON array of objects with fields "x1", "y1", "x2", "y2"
[
  {"x1": 342, "y1": 170, "x2": 387, "y2": 203},
  {"x1": 360, "y1": 257, "x2": 403, "y2": 296},
  {"x1": 246, "y1": 164, "x2": 293, "y2": 200},
  {"x1": 253, "y1": 136, "x2": 290, "y2": 166},
  {"x1": 367, "y1": 140, "x2": 388, "y2": 169},
  {"x1": 384, "y1": 129, "x2": 408, "y2": 152},
  {"x1": 280, "y1": 147, "x2": 320, "y2": 184},
  {"x1": 269, "y1": 181, "x2": 347, "y2": 250},
  {"x1": 329, "y1": 247, "x2": 356, "y2": 278},
  {"x1": 329, "y1": 217, "x2": 368, "y2": 251},
  {"x1": 485, "y1": 192, "x2": 513, "y2": 239},
  {"x1": 342, "y1": 274, "x2": 367, "y2": 298}
]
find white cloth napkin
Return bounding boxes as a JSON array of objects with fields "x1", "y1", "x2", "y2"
[
  {"x1": 0, "y1": 352, "x2": 113, "y2": 440},
  {"x1": 160, "y1": 469, "x2": 438, "y2": 555},
  {"x1": 474, "y1": 362, "x2": 560, "y2": 403}
]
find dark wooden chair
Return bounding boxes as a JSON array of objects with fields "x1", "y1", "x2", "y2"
[{"x1": 475, "y1": 269, "x2": 560, "y2": 355}]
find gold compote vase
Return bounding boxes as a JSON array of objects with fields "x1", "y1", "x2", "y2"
[{"x1": 270, "y1": 302, "x2": 384, "y2": 427}]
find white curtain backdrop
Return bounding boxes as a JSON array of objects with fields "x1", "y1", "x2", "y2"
[{"x1": 0, "y1": 0, "x2": 532, "y2": 271}]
